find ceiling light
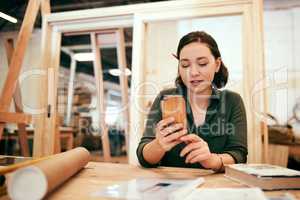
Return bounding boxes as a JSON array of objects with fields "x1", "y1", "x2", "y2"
[
  {"x1": 0, "y1": 12, "x2": 17, "y2": 23},
  {"x1": 109, "y1": 68, "x2": 131, "y2": 76},
  {"x1": 73, "y1": 53, "x2": 94, "y2": 61}
]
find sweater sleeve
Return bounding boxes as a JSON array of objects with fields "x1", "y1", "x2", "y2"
[
  {"x1": 223, "y1": 93, "x2": 248, "y2": 163},
  {"x1": 136, "y1": 92, "x2": 163, "y2": 168}
]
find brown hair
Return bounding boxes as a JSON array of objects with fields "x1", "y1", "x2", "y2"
[{"x1": 175, "y1": 31, "x2": 228, "y2": 89}]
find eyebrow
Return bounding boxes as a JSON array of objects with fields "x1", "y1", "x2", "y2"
[
  {"x1": 197, "y1": 57, "x2": 208, "y2": 61},
  {"x1": 179, "y1": 58, "x2": 189, "y2": 62},
  {"x1": 180, "y1": 57, "x2": 208, "y2": 61}
]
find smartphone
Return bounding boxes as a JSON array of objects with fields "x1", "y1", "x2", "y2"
[{"x1": 160, "y1": 95, "x2": 187, "y2": 129}]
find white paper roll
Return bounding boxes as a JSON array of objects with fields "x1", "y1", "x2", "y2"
[{"x1": 7, "y1": 147, "x2": 90, "y2": 200}]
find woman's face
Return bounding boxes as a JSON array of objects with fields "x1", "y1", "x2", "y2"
[{"x1": 178, "y1": 42, "x2": 221, "y2": 94}]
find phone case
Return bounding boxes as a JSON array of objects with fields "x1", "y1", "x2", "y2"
[{"x1": 161, "y1": 95, "x2": 187, "y2": 128}]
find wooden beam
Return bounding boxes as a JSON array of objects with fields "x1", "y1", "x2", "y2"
[
  {"x1": 54, "y1": 116, "x2": 61, "y2": 153},
  {"x1": 45, "y1": 30, "x2": 62, "y2": 155},
  {"x1": 0, "y1": 112, "x2": 32, "y2": 124},
  {"x1": 64, "y1": 28, "x2": 118, "y2": 36},
  {"x1": 91, "y1": 32, "x2": 111, "y2": 162},
  {"x1": 129, "y1": 17, "x2": 147, "y2": 164},
  {"x1": 242, "y1": 1, "x2": 266, "y2": 163},
  {"x1": 33, "y1": 0, "x2": 52, "y2": 157},
  {"x1": 261, "y1": 122, "x2": 269, "y2": 163},
  {"x1": 116, "y1": 28, "x2": 129, "y2": 160},
  {"x1": 41, "y1": 0, "x2": 51, "y2": 16},
  {"x1": 0, "y1": 0, "x2": 41, "y2": 111},
  {"x1": 0, "y1": 0, "x2": 41, "y2": 140},
  {"x1": 253, "y1": 0, "x2": 268, "y2": 163},
  {"x1": 4, "y1": 38, "x2": 30, "y2": 157},
  {"x1": 66, "y1": 58, "x2": 76, "y2": 125},
  {"x1": 242, "y1": 6, "x2": 258, "y2": 163},
  {"x1": 46, "y1": 0, "x2": 250, "y2": 23}
]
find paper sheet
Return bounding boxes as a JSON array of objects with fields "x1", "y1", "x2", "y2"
[
  {"x1": 184, "y1": 188, "x2": 268, "y2": 200},
  {"x1": 91, "y1": 177, "x2": 204, "y2": 200}
]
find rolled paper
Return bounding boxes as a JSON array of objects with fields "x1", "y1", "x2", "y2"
[
  {"x1": 0, "y1": 156, "x2": 50, "y2": 175},
  {"x1": 7, "y1": 147, "x2": 90, "y2": 200}
]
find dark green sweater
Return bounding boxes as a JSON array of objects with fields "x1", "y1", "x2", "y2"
[{"x1": 136, "y1": 86, "x2": 248, "y2": 168}]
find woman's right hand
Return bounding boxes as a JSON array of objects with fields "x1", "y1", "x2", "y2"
[{"x1": 155, "y1": 117, "x2": 187, "y2": 152}]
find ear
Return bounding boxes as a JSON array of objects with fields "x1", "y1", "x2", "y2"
[{"x1": 215, "y1": 58, "x2": 221, "y2": 73}]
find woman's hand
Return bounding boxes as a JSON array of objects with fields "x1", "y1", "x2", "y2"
[
  {"x1": 155, "y1": 117, "x2": 187, "y2": 152},
  {"x1": 179, "y1": 134, "x2": 216, "y2": 168}
]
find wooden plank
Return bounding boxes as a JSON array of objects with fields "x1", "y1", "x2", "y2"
[
  {"x1": 46, "y1": 0, "x2": 251, "y2": 23},
  {"x1": 267, "y1": 144, "x2": 289, "y2": 167},
  {"x1": 33, "y1": 0, "x2": 52, "y2": 157},
  {"x1": 129, "y1": 16, "x2": 146, "y2": 164},
  {"x1": 0, "y1": 0, "x2": 41, "y2": 141},
  {"x1": 65, "y1": 28, "x2": 118, "y2": 36},
  {"x1": 54, "y1": 116, "x2": 61, "y2": 153},
  {"x1": 240, "y1": 1, "x2": 266, "y2": 163},
  {"x1": 242, "y1": 4, "x2": 263, "y2": 163},
  {"x1": 41, "y1": 0, "x2": 51, "y2": 16},
  {"x1": 0, "y1": 112, "x2": 32, "y2": 124},
  {"x1": 136, "y1": 5, "x2": 244, "y2": 22},
  {"x1": 261, "y1": 121, "x2": 269, "y2": 163},
  {"x1": 66, "y1": 58, "x2": 76, "y2": 125},
  {"x1": 252, "y1": 0, "x2": 268, "y2": 163},
  {"x1": 91, "y1": 32, "x2": 111, "y2": 162},
  {"x1": 0, "y1": 0, "x2": 41, "y2": 111},
  {"x1": 45, "y1": 30, "x2": 62, "y2": 155},
  {"x1": 4, "y1": 38, "x2": 30, "y2": 157},
  {"x1": 51, "y1": 5, "x2": 244, "y2": 34},
  {"x1": 115, "y1": 28, "x2": 129, "y2": 161},
  {"x1": 56, "y1": 17, "x2": 133, "y2": 34}
]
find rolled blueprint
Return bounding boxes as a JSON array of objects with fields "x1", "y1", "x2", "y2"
[{"x1": 7, "y1": 147, "x2": 90, "y2": 200}]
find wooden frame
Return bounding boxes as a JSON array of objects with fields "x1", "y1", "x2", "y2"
[
  {"x1": 3, "y1": 39, "x2": 30, "y2": 156},
  {"x1": 90, "y1": 32, "x2": 111, "y2": 161},
  {"x1": 40, "y1": 0, "x2": 266, "y2": 164},
  {"x1": 130, "y1": 0, "x2": 266, "y2": 164},
  {"x1": 0, "y1": 0, "x2": 42, "y2": 157}
]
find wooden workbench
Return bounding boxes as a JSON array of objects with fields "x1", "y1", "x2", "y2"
[{"x1": 46, "y1": 162, "x2": 300, "y2": 200}]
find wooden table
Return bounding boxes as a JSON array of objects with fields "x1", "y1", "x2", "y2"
[{"x1": 47, "y1": 162, "x2": 300, "y2": 200}]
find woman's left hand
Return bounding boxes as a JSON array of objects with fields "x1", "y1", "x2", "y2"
[{"x1": 179, "y1": 134, "x2": 214, "y2": 168}]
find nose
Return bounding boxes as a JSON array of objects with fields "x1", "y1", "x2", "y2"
[{"x1": 190, "y1": 63, "x2": 199, "y2": 77}]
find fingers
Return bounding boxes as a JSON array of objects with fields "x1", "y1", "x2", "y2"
[
  {"x1": 164, "y1": 129, "x2": 187, "y2": 143},
  {"x1": 180, "y1": 142, "x2": 202, "y2": 157},
  {"x1": 188, "y1": 152, "x2": 211, "y2": 164},
  {"x1": 155, "y1": 118, "x2": 186, "y2": 152},
  {"x1": 157, "y1": 117, "x2": 175, "y2": 131},
  {"x1": 179, "y1": 134, "x2": 204, "y2": 143},
  {"x1": 167, "y1": 140, "x2": 182, "y2": 150},
  {"x1": 186, "y1": 148, "x2": 211, "y2": 163},
  {"x1": 158, "y1": 136, "x2": 182, "y2": 152},
  {"x1": 179, "y1": 136, "x2": 211, "y2": 164},
  {"x1": 161, "y1": 123, "x2": 183, "y2": 136}
]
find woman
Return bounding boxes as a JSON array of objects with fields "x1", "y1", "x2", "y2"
[{"x1": 136, "y1": 31, "x2": 247, "y2": 172}]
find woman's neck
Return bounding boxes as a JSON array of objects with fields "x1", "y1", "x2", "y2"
[{"x1": 188, "y1": 87, "x2": 212, "y2": 111}]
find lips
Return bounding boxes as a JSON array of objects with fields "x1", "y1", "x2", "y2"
[{"x1": 190, "y1": 80, "x2": 204, "y2": 86}]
